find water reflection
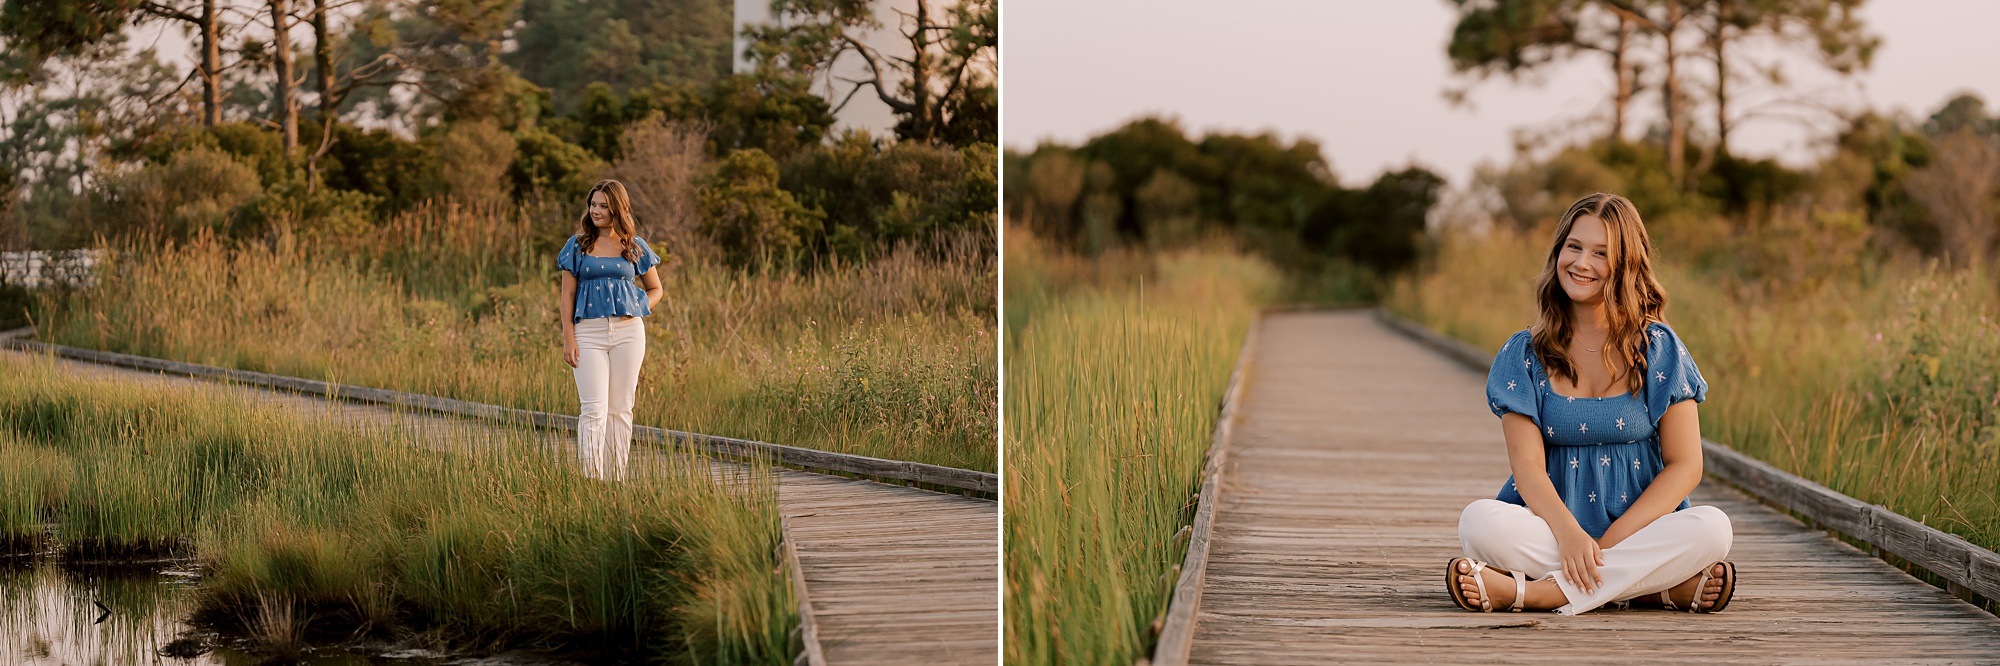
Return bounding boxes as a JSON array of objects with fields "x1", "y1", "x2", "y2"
[
  {"x1": 1, "y1": 555, "x2": 221, "y2": 665},
  {"x1": 0, "y1": 555, "x2": 578, "y2": 665}
]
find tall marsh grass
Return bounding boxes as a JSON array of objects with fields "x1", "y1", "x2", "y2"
[
  {"x1": 1389, "y1": 225, "x2": 2000, "y2": 556},
  {"x1": 0, "y1": 352, "x2": 793, "y2": 662},
  {"x1": 1004, "y1": 227, "x2": 1279, "y2": 665},
  {"x1": 31, "y1": 200, "x2": 996, "y2": 471}
]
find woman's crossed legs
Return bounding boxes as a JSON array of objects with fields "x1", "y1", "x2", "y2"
[{"x1": 1455, "y1": 498, "x2": 1732, "y2": 614}]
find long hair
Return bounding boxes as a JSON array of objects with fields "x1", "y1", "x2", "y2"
[
  {"x1": 1529, "y1": 192, "x2": 1669, "y2": 395},
  {"x1": 576, "y1": 179, "x2": 640, "y2": 263}
]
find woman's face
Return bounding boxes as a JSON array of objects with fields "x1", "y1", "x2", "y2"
[
  {"x1": 1557, "y1": 214, "x2": 1611, "y2": 305},
  {"x1": 589, "y1": 191, "x2": 611, "y2": 228}
]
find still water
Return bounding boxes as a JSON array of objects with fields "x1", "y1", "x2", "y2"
[{"x1": 0, "y1": 555, "x2": 579, "y2": 665}]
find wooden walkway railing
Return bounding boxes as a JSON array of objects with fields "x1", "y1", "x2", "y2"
[
  {"x1": 2, "y1": 341, "x2": 998, "y2": 666},
  {"x1": 0, "y1": 337, "x2": 995, "y2": 495},
  {"x1": 1154, "y1": 309, "x2": 2000, "y2": 664}
]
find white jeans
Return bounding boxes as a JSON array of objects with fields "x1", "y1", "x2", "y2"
[
  {"x1": 573, "y1": 316, "x2": 645, "y2": 480},
  {"x1": 1458, "y1": 498, "x2": 1732, "y2": 615}
]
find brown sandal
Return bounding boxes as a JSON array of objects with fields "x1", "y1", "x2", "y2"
[
  {"x1": 1660, "y1": 560, "x2": 1736, "y2": 613},
  {"x1": 1447, "y1": 557, "x2": 1527, "y2": 612}
]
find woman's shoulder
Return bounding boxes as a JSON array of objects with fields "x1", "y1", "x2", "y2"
[
  {"x1": 1496, "y1": 329, "x2": 1534, "y2": 358},
  {"x1": 1491, "y1": 329, "x2": 1538, "y2": 371},
  {"x1": 1642, "y1": 321, "x2": 1689, "y2": 351},
  {"x1": 1640, "y1": 321, "x2": 1701, "y2": 374}
]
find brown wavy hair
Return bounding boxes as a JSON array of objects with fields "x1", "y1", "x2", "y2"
[
  {"x1": 1529, "y1": 192, "x2": 1669, "y2": 396},
  {"x1": 576, "y1": 179, "x2": 640, "y2": 263}
]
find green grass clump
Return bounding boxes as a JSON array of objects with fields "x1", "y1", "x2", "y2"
[
  {"x1": 0, "y1": 352, "x2": 793, "y2": 663},
  {"x1": 32, "y1": 201, "x2": 995, "y2": 471},
  {"x1": 1003, "y1": 227, "x2": 1278, "y2": 665},
  {"x1": 1388, "y1": 224, "x2": 2000, "y2": 556}
]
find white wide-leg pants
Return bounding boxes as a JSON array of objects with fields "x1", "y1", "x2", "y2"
[
  {"x1": 1458, "y1": 498, "x2": 1733, "y2": 615},
  {"x1": 573, "y1": 315, "x2": 645, "y2": 481}
]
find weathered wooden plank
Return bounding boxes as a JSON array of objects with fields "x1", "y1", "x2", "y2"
[
  {"x1": 779, "y1": 473, "x2": 997, "y2": 666},
  {"x1": 1154, "y1": 312, "x2": 1263, "y2": 666},
  {"x1": 1700, "y1": 441, "x2": 1875, "y2": 546},
  {"x1": 782, "y1": 516, "x2": 828, "y2": 666},
  {"x1": 1, "y1": 337, "x2": 996, "y2": 493}
]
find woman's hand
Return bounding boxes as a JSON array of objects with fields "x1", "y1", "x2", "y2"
[
  {"x1": 1556, "y1": 526, "x2": 1605, "y2": 594},
  {"x1": 563, "y1": 333, "x2": 579, "y2": 368}
]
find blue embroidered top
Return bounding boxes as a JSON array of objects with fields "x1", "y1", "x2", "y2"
[
  {"x1": 557, "y1": 235, "x2": 661, "y2": 323},
  {"x1": 1485, "y1": 322, "x2": 1709, "y2": 538}
]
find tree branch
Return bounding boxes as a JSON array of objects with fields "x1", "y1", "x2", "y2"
[{"x1": 138, "y1": 1, "x2": 201, "y2": 24}]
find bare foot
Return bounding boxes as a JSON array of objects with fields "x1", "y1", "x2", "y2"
[{"x1": 1455, "y1": 559, "x2": 1568, "y2": 611}]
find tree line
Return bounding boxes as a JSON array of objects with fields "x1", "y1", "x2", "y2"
[
  {"x1": 1004, "y1": 118, "x2": 1445, "y2": 298},
  {"x1": 0, "y1": 0, "x2": 996, "y2": 271}
]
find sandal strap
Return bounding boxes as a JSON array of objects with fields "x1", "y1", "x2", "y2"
[
  {"x1": 1509, "y1": 570, "x2": 1527, "y2": 612},
  {"x1": 1469, "y1": 560, "x2": 1492, "y2": 612},
  {"x1": 1659, "y1": 590, "x2": 1677, "y2": 611},
  {"x1": 1691, "y1": 564, "x2": 1716, "y2": 613}
]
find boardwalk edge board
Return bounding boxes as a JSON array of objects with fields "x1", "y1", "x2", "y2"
[
  {"x1": 1152, "y1": 313, "x2": 1263, "y2": 666},
  {"x1": 780, "y1": 517, "x2": 829, "y2": 666},
  {"x1": 1374, "y1": 308, "x2": 2000, "y2": 607},
  {"x1": 2, "y1": 336, "x2": 997, "y2": 496}
]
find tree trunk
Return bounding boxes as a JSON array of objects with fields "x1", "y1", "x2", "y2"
[
  {"x1": 909, "y1": 0, "x2": 935, "y2": 142},
  {"x1": 1712, "y1": 2, "x2": 1730, "y2": 158},
  {"x1": 201, "y1": 0, "x2": 220, "y2": 127},
  {"x1": 1611, "y1": 13, "x2": 1632, "y2": 145},
  {"x1": 1663, "y1": 1, "x2": 1685, "y2": 188},
  {"x1": 313, "y1": 0, "x2": 335, "y2": 121},
  {"x1": 271, "y1": 0, "x2": 298, "y2": 153}
]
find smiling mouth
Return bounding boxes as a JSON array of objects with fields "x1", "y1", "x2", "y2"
[{"x1": 1568, "y1": 271, "x2": 1598, "y2": 286}]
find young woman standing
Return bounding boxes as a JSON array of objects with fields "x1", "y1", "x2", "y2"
[
  {"x1": 1447, "y1": 192, "x2": 1737, "y2": 615},
  {"x1": 558, "y1": 179, "x2": 663, "y2": 481}
]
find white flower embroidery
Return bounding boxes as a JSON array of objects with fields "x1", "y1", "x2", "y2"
[
  {"x1": 1633, "y1": 458, "x2": 1642, "y2": 469},
  {"x1": 1507, "y1": 380, "x2": 1517, "y2": 391},
  {"x1": 1656, "y1": 371, "x2": 1667, "y2": 382},
  {"x1": 1600, "y1": 455, "x2": 1611, "y2": 467},
  {"x1": 1615, "y1": 418, "x2": 1626, "y2": 430},
  {"x1": 1547, "y1": 426, "x2": 1556, "y2": 437},
  {"x1": 1569, "y1": 456, "x2": 1579, "y2": 469},
  {"x1": 1589, "y1": 492, "x2": 1597, "y2": 502},
  {"x1": 1579, "y1": 422, "x2": 1589, "y2": 433}
]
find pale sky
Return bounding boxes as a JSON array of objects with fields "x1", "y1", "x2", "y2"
[{"x1": 1000, "y1": 0, "x2": 2000, "y2": 187}]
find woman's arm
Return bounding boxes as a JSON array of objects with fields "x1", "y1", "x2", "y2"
[
  {"x1": 1501, "y1": 412, "x2": 1605, "y2": 592},
  {"x1": 1597, "y1": 401, "x2": 1702, "y2": 548},
  {"x1": 560, "y1": 270, "x2": 579, "y2": 368},
  {"x1": 638, "y1": 267, "x2": 663, "y2": 310}
]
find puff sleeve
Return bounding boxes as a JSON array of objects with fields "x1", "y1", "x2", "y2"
[
  {"x1": 1642, "y1": 322, "x2": 1708, "y2": 427},
  {"x1": 633, "y1": 237, "x2": 661, "y2": 275},
  {"x1": 1486, "y1": 330, "x2": 1541, "y2": 427},
  {"x1": 557, "y1": 235, "x2": 580, "y2": 274}
]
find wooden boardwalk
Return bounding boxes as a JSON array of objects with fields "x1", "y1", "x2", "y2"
[
  {"x1": 1184, "y1": 310, "x2": 2000, "y2": 664},
  {"x1": 4, "y1": 349, "x2": 997, "y2": 666}
]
